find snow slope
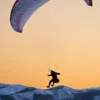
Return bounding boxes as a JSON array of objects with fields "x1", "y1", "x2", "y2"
[{"x1": 0, "y1": 83, "x2": 100, "y2": 100}]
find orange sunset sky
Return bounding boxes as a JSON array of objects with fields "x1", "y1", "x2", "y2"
[{"x1": 1, "y1": 0, "x2": 100, "y2": 89}]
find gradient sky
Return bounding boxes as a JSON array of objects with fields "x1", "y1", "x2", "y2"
[{"x1": 1, "y1": 0, "x2": 100, "y2": 89}]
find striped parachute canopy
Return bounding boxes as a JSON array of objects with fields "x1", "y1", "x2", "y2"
[
  {"x1": 84, "y1": 0, "x2": 93, "y2": 6},
  {"x1": 10, "y1": 0, "x2": 49, "y2": 33}
]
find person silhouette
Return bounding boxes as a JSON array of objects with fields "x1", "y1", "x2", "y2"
[{"x1": 47, "y1": 70, "x2": 60, "y2": 88}]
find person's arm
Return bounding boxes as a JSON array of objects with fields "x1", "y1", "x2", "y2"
[
  {"x1": 56, "y1": 72, "x2": 60, "y2": 75},
  {"x1": 48, "y1": 74, "x2": 51, "y2": 76}
]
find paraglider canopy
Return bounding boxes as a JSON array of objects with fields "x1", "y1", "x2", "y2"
[
  {"x1": 10, "y1": 0, "x2": 49, "y2": 33},
  {"x1": 84, "y1": 0, "x2": 93, "y2": 6},
  {"x1": 10, "y1": 0, "x2": 93, "y2": 33}
]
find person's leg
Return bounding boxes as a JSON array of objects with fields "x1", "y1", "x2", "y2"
[
  {"x1": 47, "y1": 79, "x2": 53, "y2": 88},
  {"x1": 51, "y1": 79, "x2": 59, "y2": 87},
  {"x1": 51, "y1": 81, "x2": 54, "y2": 87}
]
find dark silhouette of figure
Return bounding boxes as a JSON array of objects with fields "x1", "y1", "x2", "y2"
[{"x1": 47, "y1": 70, "x2": 60, "y2": 88}]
